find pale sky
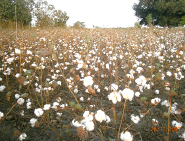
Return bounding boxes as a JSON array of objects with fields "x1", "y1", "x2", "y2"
[{"x1": 46, "y1": 0, "x2": 139, "y2": 28}]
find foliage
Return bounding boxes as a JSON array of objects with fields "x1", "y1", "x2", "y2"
[
  {"x1": 73, "y1": 21, "x2": 85, "y2": 28},
  {"x1": 0, "y1": 0, "x2": 34, "y2": 27},
  {"x1": 133, "y1": 0, "x2": 185, "y2": 27},
  {"x1": 53, "y1": 10, "x2": 69, "y2": 27},
  {"x1": 134, "y1": 22, "x2": 141, "y2": 28},
  {"x1": 178, "y1": 15, "x2": 185, "y2": 27}
]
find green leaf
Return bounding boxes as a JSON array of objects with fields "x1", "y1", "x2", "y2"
[
  {"x1": 74, "y1": 104, "x2": 83, "y2": 111},
  {"x1": 141, "y1": 97, "x2": 148, "y2": 101},
  {"x1": 69, "y1": 101, "x2": 75, "y2": 107}
]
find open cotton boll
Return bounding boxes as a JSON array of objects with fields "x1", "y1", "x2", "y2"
[
  {"x1": 95, "y1": 110, "x2": 106, "y2": 123},
  {"x1": 19, "y1": 133, "x2": 27, "y2": 141},
  {"x1": 120, "y1": 131, "x2": 133, "y2": 141},
  {"x1": 108, "y1": 91, "x2": 122, "y2": 104},
  {"x1": 30, "y1": 118, "x2": 37, "y2": 127},
  {"x1": 0, "y1": 111, "x2": 4, "y2": 120},
  {"x1": 172, "y1": 120, "x2": 183, "y2": 128},
  {"x1": 85, "y1": 121, "x2": 94, "y2": 131},
  {"x1": 43, "y1": 104, "x2": 51, "y2": 110},
  {"x1": 17, "y1": 98, "x2": 25, "y2": 105},
  {"x1": 83, "y1": 76, "x2": 93, "y2": 87},
  {"x1": 120, "y1": 88, "x2": 134, "y2": 101},
  {"x1": 34, "y1": 108, "x2": 44, "y2": 117},
  {"x1": 131, "y1": 114, "x2": 140, "y2": 124}
]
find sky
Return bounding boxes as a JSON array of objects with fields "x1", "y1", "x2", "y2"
[{"x1": 46, "y1": 0, "x2": 139, "y2": 28}]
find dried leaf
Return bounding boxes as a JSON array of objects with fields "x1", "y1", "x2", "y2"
[
  {"x1": 75, "y1": 75, "x2": 80, "y2": 81},
  {"x1": 168, "y1": 90, "x2": 177, "y2": 97},
  {"x1": 39, "y1": 50, "x2": 51, "y2": 57},
  {"x1": 77, "y1": 126, "x2": 85, "y2": 139},
  {"x1": 21, "y1": 93, "x2": 29, "y2": 98},
  {"x1": 17, "y1": 76, "x2": 27, "y2": 85}
]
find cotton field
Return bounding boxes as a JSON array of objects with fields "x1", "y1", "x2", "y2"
[{"x1": 0, "y1": 27, "x2": 184, "y2": 141}]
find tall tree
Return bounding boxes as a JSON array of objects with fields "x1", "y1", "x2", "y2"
[
  {"x1": 0, "y1": 0, "x2": 34, "y2": 27},
  {"x1": 53, "y1": 10, "x2": 69, "y2": 27},
  {"x1": 133, "y1": 0, "x2": 185, "y2": 27}
]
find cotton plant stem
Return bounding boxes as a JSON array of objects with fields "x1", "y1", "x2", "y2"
[
  {"x1": 112, "y1": 103, "x2": 118, "y2": 141},
  {"x1": 0, "y1": 102, "x2": 17, "y2": 124},
  {"x1": 167, "y1": 96, "x2": 172, "y2": 141},
  {"x1": 118, "y1": 99, "x2": 127, "y2": 139}
]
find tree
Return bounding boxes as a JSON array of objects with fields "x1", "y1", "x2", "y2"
[
  {"x1": 53, "y1": 10, "x2": 69, "y2": 27},
  {"x1": 0, "y1": 0, "x2": 34, "y2": 27},
  {"x1": 133, "y1": 0, "x2": 185, "y2": 27},
  {"x1": 73, "y1": 21, "x2": 85, "y2": 28},
  {"x1": 34, "y1": 0, "x2": 55, "y2": 27}
]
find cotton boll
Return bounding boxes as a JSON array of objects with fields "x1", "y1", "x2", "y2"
[
  {"x1": 120, "y1": 88, "x2": 134, "y2": 101},
  {"x1": 85, "y1": 121, "x2": 94, "y2": 131},
  {"x1": 120, "y1": 131, "x2": 133, "y2": 141},
  {"x1": 108, "y1": 91, "x2": 122, "y2": 104},
  {"x1": 155, "y1": 90, "x2": 160, "y2": 94},
  {"x1": 30, "y1": 118, "x2": 37, "y2": 127},
  {"x1": 83, "y1": 111, "x2": 94, "y2": 121},
  {"x1": 95, "y1": 110, "x2": 106, "y2": 123},
  {"x1": 172, "y1": 120, "x2": 183, "y2": 128},
  {"x1": 83, "y1": 76, "x2": 93, "y2": 87},
  {"x1": 43, "y1": 104, "x2": 51, "y2": 110},
  {"x1": 0, "y1": 111, "x2": 4, "y2": 120},
  {"x1": 17, "y1": 98, "x2": 25, "y2": 105},
  {"x1": 19, "y1": 133, "x2": 27, "y2": 141},
  {"x1": 135, "y1": 92, "x2": 140, "y2": 97},
  {"x1": 34, "y1": 108, "x2": 44, "y2": 117},
  {"x1": 131, "y1": 114, "x2": 140, "y2": 124}
]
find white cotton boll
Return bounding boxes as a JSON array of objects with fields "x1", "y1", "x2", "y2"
[
  {"x1": 51, "y1": 102, "x2": 59, "y2": 110},
  {"x1": 83, "y1": 111, "x2": 94, "y2": 121},
  {"x1": 95, "y1": 110, "x2": 106, "y2": 123},
  {"x1": 108, "y1": 91, "x2": 122, "y2": 104},
  {"x1": 30, "y1": 118, "x2": 37, "y2": 127},
  {"x1": 85, "y1": 121, "x2": 94, "y2": 131},
  {"x1": 120, "y1": 88, "x2": 134, "y2": 101},
  {"x1": 151, "y1": 97, "x2": 161, "y2": 105},
  {"x1": 74, "y1": 89, "x2": 78, "y2": 93},
  {"x1": 15, "y1": 94, "x2": 20, "y2": 99},
  {"x1": 0, "y1": 85, "x2": 6, "y2": 92},
  {"x1": 72, "y1": 119, "x2": 82, "y2": 127},
  {"x1": 15, "y1": 73, "x2": 20, "y2": 78},
  {"x1": 110, "y1": 83, "x2": 118, "y2": 91},
  {"x1": 179, "y1": 131, "x2": 185, "y2": 140},
  {"x1": 34, "y1": 108, "x2": 44, "y2": 117},
  {"x1": 17, "y1": 98, "x2": 25, "y2": 105},
  {"x1": 0, "y1": 111, "x2": 4, "y2": 120},
  {"x1": 43, "y1": 104, "x2": 51, "y2": 110},
  {"x1": 105, "y1": 115, "x2": 111, "y2": 123},
  {"x1": 155, "y1": 90, "x2": 160, "y2": 94},
  {"x1": 26, "y1": 102, "x2": 31, "y2": 109},
  {"x1": 15, "y1": 48, "x2": 21, "y2": 54},
  {"x1": 83, "y1": 76, "x2": 93, "y2": 87},
  {"x1": 161, "y1": 100, "x2": 170, "y2": 107},
  {"x1": 131, "y1": 114, "x2": 140, "y2": 124},
  {"x1": 166, "y1": 71, "x2": 172, "y2": 77},
  {"x1": 120, "y1": 131, "x2": 133, "y2": 141},
  {"x1": 135, "y1": 92, "x2": 140, "y2": 97},
  {"x1": 106, "y1": 64, "x2": 109, "y2": 69},
  {"x1": 97, "y1": 88, "x2": 100, "y2": 92},
  {"x1": 80, "y1": 97, "x2": 84, "y2": 101},
  {"x1": 56, "y1": 112, "x2": 62, "y2": 116},
  {"x1": 135, "y1": 75, "x2": 147, "y2": 86},
  {"x1": 172, "y1": 120, "x2": 183, "y2": 128},
  {"x1": 19, "y1": 133, "x2": 27, "y2": 141}
]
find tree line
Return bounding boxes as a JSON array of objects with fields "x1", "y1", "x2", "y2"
[
  {"x1": 0, "y1": 0, "x2": 69, "y2": 28},
  {"x1": 0, "y1": 0, "x2": 184, "y2": 28},
  {"x1": 133, "y1": 0, "x2": 185, "y2": 27}
]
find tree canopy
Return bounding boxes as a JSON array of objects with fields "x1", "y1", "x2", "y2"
[
  {"x1": 0, "y1": 0, "x2": 69, "y2": 28},
  {"x1": 133, "y1": 0, "x2": 185, "y2": 27}
]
